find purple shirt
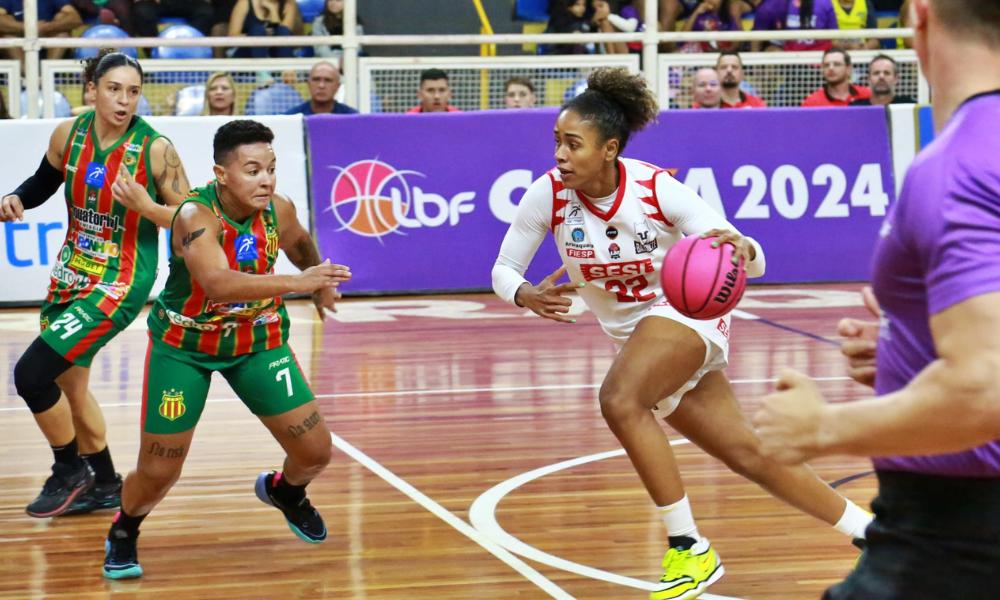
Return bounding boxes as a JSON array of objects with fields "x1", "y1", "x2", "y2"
[
  {"x1": 752, "y1": 0, "x2": 839, "y2": 51},
  {"x1": 871, "y1": 91, "x2": 1000, "y2": 478}
]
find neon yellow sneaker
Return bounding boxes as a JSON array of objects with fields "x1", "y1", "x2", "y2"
[{"x1": 650, "y1": 537, "x2": 724, "y2": 600}]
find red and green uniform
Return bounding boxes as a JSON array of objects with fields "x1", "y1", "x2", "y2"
[
  {"x1": 142, "y1": 183, "x2": 312, "y2": 434},
  {"x1": 40, "y1": 113, "x2": 166, "y2": 367}
]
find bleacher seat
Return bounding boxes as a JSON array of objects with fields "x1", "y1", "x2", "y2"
[
  {"x1": 76, "y1": 25, "x2": 137, "y2": 59},
  {"x1": 21, "y1": 90, "x2": 71, "y2": 118},
  {"x1": 297, "y1": 0, "x2": 325, "y2": 22},
  {"x1": 244, "y1": 83, "x2": 304, "y2": 116},
  {"x1": 152, "y1": 25, "x2": 212, "y2": 59},
  {"x1": 174, "y1": 85, "x2": 206, "y2": 116}
]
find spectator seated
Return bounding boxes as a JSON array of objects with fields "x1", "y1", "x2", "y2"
[
  {"x1": 152, "y1": 24, "x2": 212, "y2": 59},
  {"x1": 174, "y1": 84, "x2": 206, "y2": 116},
  {"x1": 75, "y1": 25, "x2": 137, "y2": 59},
  {"x1": 245, "y1": 83, "x2": 303, "y2": 116},
  {"x1": 21, "y1": 90, "x2": 72, "y2": 118}
]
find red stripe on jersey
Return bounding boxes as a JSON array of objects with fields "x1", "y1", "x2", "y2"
[
  {"x1": 289, "y1": 345, "x2": 313, "y2": 393},
  {"x1": 547, "y1": 170, "x2": 569, "y2": 232},
  {"x1": 646, "y1": 170, "x2": 675, "y2": 227},
  {"x1": 140, "y1": 334, "x2": 153, "y2": 427},
  {"x1": 234, "y1": 321, "x2": 253, "y2": 355},
  {"x1": 64, "y1": 318, "x2": 114, "y2": 363}
]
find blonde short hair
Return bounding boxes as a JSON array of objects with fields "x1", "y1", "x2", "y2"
[{"x1": 201, "y1": 72, "x2": 238, "y2": 116}]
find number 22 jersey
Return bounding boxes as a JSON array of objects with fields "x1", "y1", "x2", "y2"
[{"x1": 493, "y1": 158, "x2": 765, "y2": 345}]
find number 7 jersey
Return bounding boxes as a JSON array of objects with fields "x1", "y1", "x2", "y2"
[{"x1": 494, "y1": 158, "x2": 765, "y2": 345}]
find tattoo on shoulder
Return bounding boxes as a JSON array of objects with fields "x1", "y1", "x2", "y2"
[
  {"x1": 157, "y1": 141, "x2": 190, "y2": 196},
  {"x1": 182, "y1": 228, "x2": 206, "y2": 249}
]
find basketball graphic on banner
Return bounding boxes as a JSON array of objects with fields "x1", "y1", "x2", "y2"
[{"x1": 328, "y1": 159, "x2": 422, "y2": 240}]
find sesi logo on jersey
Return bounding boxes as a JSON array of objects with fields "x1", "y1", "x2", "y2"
[{"x1": 580, "y1": 259, "x2": 655, "y2": 282}]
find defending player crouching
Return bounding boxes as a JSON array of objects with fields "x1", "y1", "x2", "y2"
[{"x1": 102, "y1": 120, "x2": 351, "y2": 579}]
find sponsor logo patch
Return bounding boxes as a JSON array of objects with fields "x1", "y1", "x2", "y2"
[
  {"x1": 580, "y1": 259, "x2": 655, "y2": 282},
  {"x1": 634, "y1": 220, "x2": 658, "y2": 254},
  {"x1": 565, "y1": 203, "x2": 584, "y2": 226},
  {"x1": 84, "y1": 162, "x2": 107, "y2": 187},
  {"x1": 163, "y1": 308, "x2": 218, "y2": 331},
  {"x1": 566, "y1": 248, "x2": 595, "y2": 259},
  {"x1": 123, "y1": 153, "x2": 137, "y2": 167},
  {"x1": 609, "y1": 243, "x2": 621, "y2": 260},
  {"x1": 124, "y1": 143, "x2": 143, "y2": 152},
  {"x1": 235, "y1": 234, "x2": 258, "y2": 262},
  {"x1": 73, "y1": 207, "x2": 122, "y2": 233},
  {"x1": 95, "y1": 281, "x2": 131, "y2": 300},
  {"x1": 571, "y1": 228, "x2": 585, "y2": 243},
  {"x1": 605, "y1": 226, "x2": 618, "y2": 240},
  {"x1": 68, "y1": 252, "x2": 106, "y2": 276},
  {"x1": 269, "y1": 355, "x2": 292, "y2": 370},
  {"x1": 75, "y1": 231, "x2": 120, "y2": 258}
]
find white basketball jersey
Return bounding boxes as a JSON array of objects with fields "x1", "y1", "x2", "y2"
[{"x1": 550, "y1": 158, "x2": 731, "y2": 346}]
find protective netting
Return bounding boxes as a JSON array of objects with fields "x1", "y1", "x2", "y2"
[
  {"x1": 363, "y1": 58, "x2": 641, "y2": 113},
  {"x1": 660, "y1": 52, "x2": 921, "y2": 109}
]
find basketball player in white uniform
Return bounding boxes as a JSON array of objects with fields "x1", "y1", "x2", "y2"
[{"x1": 492, "y1": 68, "x2": 872, "y2": 600}]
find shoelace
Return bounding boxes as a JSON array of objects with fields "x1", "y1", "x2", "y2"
[
  {"x1": 41, "y1": 464, "x2": 75, "y2": 494},
  {"x1": 108, "y1": 538, "x2": 137, "y2": 564},
  {"x1": 662, "y1": 547, "x2": 692, "y2": 580}
]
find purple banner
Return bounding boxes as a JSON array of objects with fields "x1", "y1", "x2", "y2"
[{"x1": 307, "y1": 107, "x2": 893, "y2": 293}]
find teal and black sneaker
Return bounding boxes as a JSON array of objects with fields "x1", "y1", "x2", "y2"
[
  {"x1": 103, "y1": 531, "x2": 142, "y2": 580},
  {"x1": 254, "y1": 471, "x2": 327, "y2": 544},
  {"x1": 64, "y1": 474, "x2": 123, "y2": 516}
]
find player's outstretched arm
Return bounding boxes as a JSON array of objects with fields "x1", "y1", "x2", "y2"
[
  {"x1": 273, "y1": 192, "x2": 351, "y2": 319},
  {"x1": 113, "y1": 137, "x2": 193, "y2": 229},
  {"x1": 1, "y1": 119, "x2": 74, "y2": 222},
  {"x1": 174, "y1": 201, "x2": 344, "y2": 304}
]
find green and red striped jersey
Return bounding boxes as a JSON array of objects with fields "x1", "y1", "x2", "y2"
[
  {"x1": 148, "y1": 182, "x2": 289, "y2": 356},
  {"x1": 49, "y1": 112, "x2": 164, "y2": 326}
]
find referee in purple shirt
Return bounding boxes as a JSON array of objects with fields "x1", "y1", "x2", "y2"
[{"x1": 754, "y1": 0, "x2": 1000, "y2": 598}]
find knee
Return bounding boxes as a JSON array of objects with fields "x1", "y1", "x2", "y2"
[
  {"x1": 298, "y1": 438, "x2": 333, "y2": 475},
  {"x1": 14, "y1": 353, "x2": 61, "y2": 414},
  {"x1": 598, "y1": 381, "x2": 642, "y2": 427}
]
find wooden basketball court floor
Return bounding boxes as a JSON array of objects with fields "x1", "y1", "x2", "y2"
[{"x1": 0, "y1": 284, "x2": 879, "y2": 600}]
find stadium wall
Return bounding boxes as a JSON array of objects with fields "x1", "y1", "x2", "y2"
[{"x1": 1, "y1": 107, "x2": 927, "y2": 304}]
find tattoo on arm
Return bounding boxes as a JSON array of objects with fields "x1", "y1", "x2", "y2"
[
  {"x1": 182, "y1": 228, "x2": 206, "y2": 249},
  {"x1": 289, "y1": 237, "x2": 322, "y2": 271},
  {"x1": 156, "y1": 142, "x2": 191, "y2": 197}
]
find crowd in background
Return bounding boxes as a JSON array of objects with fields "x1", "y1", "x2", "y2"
[{"x1": 0, "y1": 0, "x2": 917, "y2": 117}]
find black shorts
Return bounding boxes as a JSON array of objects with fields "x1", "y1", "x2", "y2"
[{"x1": 824, "y1": 470, "x2": 1000, "y2": 600}]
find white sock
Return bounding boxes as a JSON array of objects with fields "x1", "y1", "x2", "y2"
[
  {"x1": 657, "y1": 495, "x2": 701, "y2": 541},
  {"x1": 834, "y1": 500, "x2": 873, "y2": 539}
]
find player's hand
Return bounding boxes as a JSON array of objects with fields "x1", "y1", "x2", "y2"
[
  {"x1": 838, "y1": 286, "x2": 882, "y2": 387},
  {"x1": 515, "y1": 266, "x2": 582, "y2": 324},
  {"x1": 754, "y1": 369, "x2": 832, "y2": 465},
  {"x1": 1, "y1": 194, "x2": 25, "y2": 222},
  {"x1": 111, "y1": 167, "x2": 155, "y2": 214},
  {"x1": 291, "y1": 260, "x2": 351, "y2": 294},
  {"x1": 701, "y1": 229, "x2": 756, "y2": 269},
  {"x1": 312, "y1": 286, "x2": 340, "y2": 321}
]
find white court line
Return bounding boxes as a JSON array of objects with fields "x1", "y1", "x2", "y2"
[
  {"x1": 0, "y1": 377, "x2": 852, "y2": 413},
  {"x1": 328, "y1": 431, "x2": 577, "y2": 600},
  {"x1": 469, "y1": 441, "x2": 749, "y2": 600}
]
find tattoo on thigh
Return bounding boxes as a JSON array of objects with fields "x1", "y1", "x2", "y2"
[
  {"x1": 147, "y1": 441, "x2": 186, "y2": 459},
  {"x1": 287, "y1": 410, "x2": 322, "y2": 438}
]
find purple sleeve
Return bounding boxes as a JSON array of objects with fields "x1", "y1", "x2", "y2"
[
  {"x1": 818, "y1": 0, "x2": 840, "y2": 29},
  {"x1": 926, "y1": 163, "x2": 1000, "y2": 315},
  {"x1": 752, "y1": 0, "x2": 783, "y2": 31}
]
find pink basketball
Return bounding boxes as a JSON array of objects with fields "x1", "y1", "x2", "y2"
[{"x1": 661, "y1": 235, "x2": 747, "y2": 320}]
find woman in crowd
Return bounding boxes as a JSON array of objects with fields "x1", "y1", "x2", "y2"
[
  {"x1": 200, "y1": 72, "x2": 237, "y2": 116},
  {"x1": 312, "y1": 0, "x2": 363, "y2": 59},
  {"x1": 229, "y1": 0, "x2": 300, "y2": 59},
  {"x1": 679, "y1": 0, "x2": 742, "y2": 53}
]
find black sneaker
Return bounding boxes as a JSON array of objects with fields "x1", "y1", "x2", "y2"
[
  {"x1": 103, "y1": 531, "x2": 142, "y2": 579},
  {"x1": 63, "y1": 473, "x2": 123, "y2": 516},
  {"x1": 254, "y1": 471, "x2": 327, "y2": 543},
  {"x1": 25, "y1": 462, "x2": 95, "y2": 518}
]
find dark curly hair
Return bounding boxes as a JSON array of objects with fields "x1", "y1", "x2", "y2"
[
  {"x1": 213, "y1": 119, "x2": 275, "y2": 165},
  {"x1": 81, "y1": 48, "x2": 143, "y2": 88},
  {"x1": 562, "y1": 67, "x2": 659, "y2": 156}
]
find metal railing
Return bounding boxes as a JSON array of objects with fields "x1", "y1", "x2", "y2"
[{"x1": 4, "y1": 0, "x2": 916, "y2": 118}]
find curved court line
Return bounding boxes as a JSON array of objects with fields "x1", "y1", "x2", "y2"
[
  {"x1": 468, "y1": 441, "x2": 748, "y2": 600},
  {"x1": 329, "y1": 431, "x2": 577, "y2": 600}
]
